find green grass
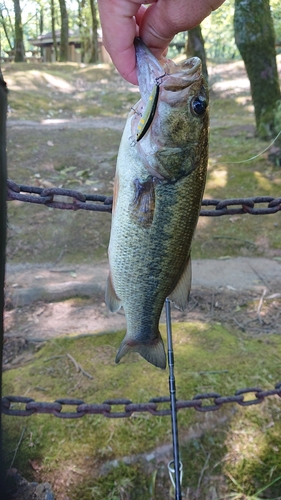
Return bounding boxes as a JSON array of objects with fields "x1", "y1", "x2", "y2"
[
  {"x1": 193, "y1": 94, "x2": 281, "y2": 260},
  {"x1": 6, "y1": 127, "x2": 120, "y2": 264},
  {"x1": 3, "y1": 61, "x2": 137, "y2": 120},
  {"x1": 3, "y1": 323, "x2": 281, "y2": 498}
]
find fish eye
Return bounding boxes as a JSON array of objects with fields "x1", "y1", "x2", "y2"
[{"x1": 191, "y1": 96, "x2": 207, "y2": 116}]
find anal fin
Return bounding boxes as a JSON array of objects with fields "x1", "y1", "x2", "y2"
[
  {"x1": 168, "y1": 255, "x2": 192, "y2": 311},
  {"x1": 105, "y1": 273, "x2": 122, "y2": 312}
]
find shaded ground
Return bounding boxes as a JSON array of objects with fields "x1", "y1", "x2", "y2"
[
  {"x1": 3, "y1": 57, "x2": 281, "y2": 367},
  {"x1": 4, "y1": 57, "x2": 281, "y2": 267},
  {"x1": 3, "y1": 257, "x2": 281, "y2": 369}
]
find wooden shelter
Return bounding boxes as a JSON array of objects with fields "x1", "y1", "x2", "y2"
[{"x1": 29, "y1": 29, "x2": 111, "y2": 63}]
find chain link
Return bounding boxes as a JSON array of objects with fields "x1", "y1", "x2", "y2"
[
  {"x1": 2, "y1": 383, "x2": 281, "y2": 418},
  {"x1": 4, "y1": 183, "x2": 281, "y2": 417},
  {"x1": 6, "y1": 179, "x2": 281, "y2": 216},
  {"x1": 7, "y1": 179, "x2": 113, "y2": 213}
]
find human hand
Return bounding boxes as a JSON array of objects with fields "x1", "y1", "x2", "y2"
[{"x1": 97, "y1": 0, "x2": 225, "y2": 84}]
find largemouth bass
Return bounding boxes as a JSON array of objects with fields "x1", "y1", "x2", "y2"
[{"x1": 106, "y1": 38, "x2": 209, "y2": 369}]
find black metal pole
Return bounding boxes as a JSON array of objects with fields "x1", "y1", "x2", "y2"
[
  {"x1": 165, "y1": 298, "x2": 182, "y2": 500},
  {"x1": 0, "y1": 70, "x2": 7, "y2": 498}
]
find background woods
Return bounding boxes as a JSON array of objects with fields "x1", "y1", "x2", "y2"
[
  {"x1": 0, "y1": 0, "x2": 280, "y2": 136},
  {"x1": 0, "y1": 1, "x2": 280, "y2": 64},
  {"x1": 2, "y1": 1, "x2": 281, "y2": 499},
  {"x1": 0, "y1": 0, "x2": 100, "y2": 64}
]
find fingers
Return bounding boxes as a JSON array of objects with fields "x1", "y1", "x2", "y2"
[
  {"x1": 97, "y1": 0, "x2": 142, "y2": 84},
  {"x1": 97, "y1": 0, "x2": 226, "y2": 84},
  {"x1": 139, "y1": 0, "x2": 223, "y2": 58}
]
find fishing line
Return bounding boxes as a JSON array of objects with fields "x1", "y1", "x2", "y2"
[
  {"x1": 212, "y1": 128, "x2": 281, "y2": 166},
  {"x1": 165, "y1": 298, "x2": 183, "y2": 500}
]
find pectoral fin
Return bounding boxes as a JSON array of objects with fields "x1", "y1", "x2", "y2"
[
  {"x1": 131, "y1": 177, "x2": 155, "y2": 226},
  {"x1": 105, "y1": 273, "x2": 122, "y2": 312},
  {"x1": 168, "y1": 256, "x2": 192, "y2": 311}
]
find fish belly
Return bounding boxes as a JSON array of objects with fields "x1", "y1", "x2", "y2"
[{"x1": 107, "y1": 118, "x2": 206, "y2": 369}]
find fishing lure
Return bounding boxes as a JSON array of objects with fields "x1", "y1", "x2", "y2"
[{"x1": 136, "y1": 75, "x2": 165, "y2": 142}]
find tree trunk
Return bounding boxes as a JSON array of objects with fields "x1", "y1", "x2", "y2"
[
  {"x1": 58, "y1": 0, "x2": 68, "y2": 62},
  {"x1": 13, "y1": 0, "x2": 25, "y2": 62},
  {"x1": 0, "y1": 9, "x2": 13, "y2": 51},
  {"x1": 50, "y1": 0, "x2": 58, "y2": 61},
  {"x1": 88, "y1": 0, "x2": 98, "y2": 63},
  {"x1": 186, "y1": 25, "x2": 208, "y2": 82},
  {"x1": 0, "y1": 70, "x2": 7, "y2": 498},
  {"x1": 39, "y1": 5, "x2": 44, "y2": 58},
  {"x1": 234, "y1": 0, "x2": 281, "y2": 138},
  {"x1": 77, "y1": 0, "x2": 86, "y2": 62}
]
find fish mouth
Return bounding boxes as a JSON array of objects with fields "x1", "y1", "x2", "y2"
[
  {"x1": 134, "y1": 38, "x2": 203, "y2": 96},
  {"x1": 134, "y1": 38, "x2": 163, "y2": 74},
  {"x1": 163, "y1": 58, "x2": 203, "y2": 91}
]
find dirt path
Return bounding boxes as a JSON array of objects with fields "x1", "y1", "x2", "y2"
[
  {"x1": 4, "y1": 257, "x2": 281, "y2": 370},
  {"x1": 6, "y1": 256, "x2": 281, "y2": 308},
  {"x1": 7, "y1": 116, "x2": 126, "y2": 131}
]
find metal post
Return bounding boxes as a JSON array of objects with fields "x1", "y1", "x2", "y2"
[
  {"x1": 0, "y1": 71, "x2": 7, "y2": 498},
  {"x1": 165, "y1": 298, "x2": 182, "y2": 500}
]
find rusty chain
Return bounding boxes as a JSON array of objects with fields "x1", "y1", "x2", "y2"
[
  {"x1": 2, "y1": 383, "x2": 281, "y2": 418},
  {"x1": 4, "y1": 185, "x2": 281, "y2": 418},
  {"x1": 6, "y1": 179, "x2": 281, "y2": 216}
]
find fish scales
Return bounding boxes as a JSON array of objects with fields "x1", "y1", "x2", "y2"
[{"x1": 106, "y1": 39, "x2": 209, "y2": 369}]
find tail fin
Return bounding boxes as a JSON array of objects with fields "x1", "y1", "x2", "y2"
[{"x1": 115, "y1": 334, "x2": 166, "y2": 369}]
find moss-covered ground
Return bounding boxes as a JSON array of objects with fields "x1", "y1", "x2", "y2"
[{"x1": 3, "y1": 323, "x2": 281, "y2": 499}]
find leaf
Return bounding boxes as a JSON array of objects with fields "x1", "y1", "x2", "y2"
[{"x1": 76, "y1": 169, "x2": 90, "y2": 178}]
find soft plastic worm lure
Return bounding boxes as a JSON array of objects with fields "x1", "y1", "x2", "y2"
[{"x1": 136, "y1": 75, "x2": 165, "y2": 142}]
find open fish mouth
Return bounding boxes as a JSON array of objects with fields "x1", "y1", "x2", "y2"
[
  {"x1": 162, "y1": 58, "x2": 203, "y2": 91},
  {"x1": 134, "y1": 38, "x2": 203, "y2": 96}
]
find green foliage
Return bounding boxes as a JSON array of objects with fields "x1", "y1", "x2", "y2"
[
  {"x1": 170, "y1": 0, "x2": 281, "y2": 62},
  {"x1": 1, "y1": 0, "x2": 281, "y2": 62},
  {"x1": 271, "y1": 0, "x2": 281, "y2": 51},
  {"x1": 1, "y1": 0, "x2": 280, "y2": 64},
  {"x1": 202, "y1": 0, "x2": 239, "y2": 60},
  {"x1": 0, "y1": 0, "x2": 96, "y2": 56},
  {"x1": 169, "y1": 1, "x2": 239, "y2": 62}
]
